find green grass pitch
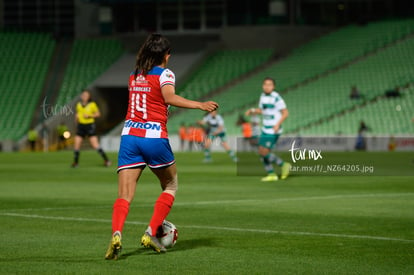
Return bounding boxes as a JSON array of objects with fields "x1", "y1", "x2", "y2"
[{"x1": 0, "y1": 151, "x2": 413, "y2": 274}]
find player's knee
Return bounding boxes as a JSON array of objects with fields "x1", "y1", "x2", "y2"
[
  {"x1": 163, "y1": 175, "x2": 178, "y2": 196},
  {"x1": 258, "y1": 146, "x2": 268, "y2": 156}
]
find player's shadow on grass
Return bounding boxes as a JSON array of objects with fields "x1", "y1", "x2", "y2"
[
  {"x1": 120, "y1": 238, "x2": 215, "y2": 258},
  {"x1": 169, "y1": 238, "x2": 215, "y2": 252},
  {"x1": 119, "y1": 248, "x2": 147, "y2": 259}
]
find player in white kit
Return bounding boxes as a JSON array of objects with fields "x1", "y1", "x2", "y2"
[
  {"x1": 246, "y1": 77, "x2": 291, "y2": 181},
  {"x1": 199, "y1": 110, "x2": 237, "y2": 163}
]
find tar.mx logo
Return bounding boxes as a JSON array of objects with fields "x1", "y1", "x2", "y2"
[
  {"x1": 40, "y1": 97, "x2": 74, "y2": 119},
  {"x1": 289, "y1": 140, "x2": 323, "y2": 163}
]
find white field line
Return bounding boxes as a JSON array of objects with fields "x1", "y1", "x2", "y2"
[
  {"x1": 176, "y1": 192, "x2": 414, "y2": 206},
  {"x1": 1, "y1": 212, "x2": 413, "y2": 244},
  {"x1": 2, "y1": 192, "x2": 413, "y2": 212}
]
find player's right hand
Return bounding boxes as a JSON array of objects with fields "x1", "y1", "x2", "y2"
[{"x1": 200, "y1": 101, "x2": 219, "y2": 112}]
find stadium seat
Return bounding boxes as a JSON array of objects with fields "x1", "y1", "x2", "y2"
[
  {"x1": 176, "y1": 49, "x2": 274, "y2": 99},
  {"x1": 0, "y1": 32, "x2": 55, "y2": 140}
]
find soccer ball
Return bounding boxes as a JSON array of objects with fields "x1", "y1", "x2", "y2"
[{"x1": 157, "y1": 220, "x2": 178, "y2": 248}]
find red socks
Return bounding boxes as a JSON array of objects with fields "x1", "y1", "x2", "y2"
[
  {"x1": 112, "y1": 198, "x2": 130, "y2": 234},
  {"x1": 148, "y1": 192, "x2": 175, "y2": 236},
  {"x1": 111, "y1": 193, "x2": 175, "y2": 236}
]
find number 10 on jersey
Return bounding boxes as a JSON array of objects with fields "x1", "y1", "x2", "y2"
[{"x1": 131, "y1": 93, "x2": 147, "y2": 119}]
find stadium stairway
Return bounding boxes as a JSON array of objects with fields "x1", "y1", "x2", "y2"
[
  {"x1": 31, "y1": 38, "x2": 74, "y2": 126},
  {"x1": 55, "y1": 38, "x2": 124, "y2": 107},
  {"x1": 10, "y1": 37, "x2": 124, "y2": 151}
]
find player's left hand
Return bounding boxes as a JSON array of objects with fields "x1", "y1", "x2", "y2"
[
  {"x1": 273, "y1": 124, "x2": 280, "y2": 132},
  {"x1": 245, "y1": 109, "x2": 253, "y2": 116},
  {"x1": 200, "y1": 101, "x2": 219, "y2": 112}
]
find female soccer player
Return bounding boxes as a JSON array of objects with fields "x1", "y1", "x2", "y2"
[
  {"x1": 105, "y1": 34, "x2": 218, "y2": 259},
  {"x1": 72, "y1": 90, "x2": 110, "y2": 168},
  {"x1": 245, "y1": 77, "x2": 291, "y2": 181},
  {"x1": 199, "y1": 110, "x2": 237, "y2": 163}
]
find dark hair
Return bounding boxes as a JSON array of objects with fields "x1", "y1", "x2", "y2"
[
  {"x1": 135, "y1": 33, "x2": 171, "y2": 76},
  {"x1": 236, "y1": 114, "x2": 247, "y2": 125},
  {"x1": 263, "y1": 77, "x2": 276, "y2": 86}
]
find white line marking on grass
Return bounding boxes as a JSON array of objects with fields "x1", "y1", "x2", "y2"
[
  {"x1": 0, "y1": 212, "x2": 146, "y2": 226},
  {"x1": 2, "y1": 192, "x2": 413, "y2": 213},
  {"x1": 175, "y1": 192, "x2": 414, "y2": 206},
  {"x1": 0, "y1": 206, "x2": 111, "y2": 212},
  {"x1": 181, "y1": 225, "x2": 414, "y2": 243},
  {"x1": 1, "y1": 212, "x2": 413, "y2": 244}
]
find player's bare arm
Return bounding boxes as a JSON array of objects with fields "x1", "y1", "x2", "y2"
[
  {"x1": 273, "y1": 108, "x2": 289, "y2": 132},
  {"x1": 84, "y1": 110, "x2": 100, "y2": 119},
  {"x1": 245, "y1": 108, "x2": 262, "y2": 116},
  {"x1": 161, "y1": 85, "x2": 218, "y2": 112},
  {"x1": 197, "y1": 120, "x2": 206, "y2": 126}
]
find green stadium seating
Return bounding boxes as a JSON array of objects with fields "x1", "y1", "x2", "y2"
[
  {"x1": 301, "y1": 87, "x2": 414, "y2": 135},
  {"x1": 224, "y1": 35, "x2": 414, "y2": 135},
  {"x1": 169, "y1": 19, "x2": 414, "y2": 135},
  {"x1": 177, "y1": 49, "x2": 274, "y2": 99},
  {"x1": 210, "y1": 19, "x2": 414, "y2": 115},
  {"x1": 281, "y1": 36, "x2": 414, "y2": 133},
  {"x1": 0, "y1": 32, "x2": 55, "y2": 140},
  {"x1": 55, "y1": 38, "x2": 123, "y2": 106}
]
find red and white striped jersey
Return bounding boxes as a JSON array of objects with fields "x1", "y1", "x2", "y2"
[{"x1": 122, "y1": 66, "x2": 175, "y2": 139}]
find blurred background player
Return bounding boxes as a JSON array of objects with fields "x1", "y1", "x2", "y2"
[
  {"x1": 186, "y1": 123, "x2": 195, "y2": 151},
  {"x1": 27, "y1": 128, "x2": 38, "y2": 152},
  {"x1": 178, "y1": 122, "x2": 187, "y2": 151},
  {"x1": 193, "y1": 124, "x2": 206, "y2": 151},
  {"x1": 40, "y1": 122, "x2": 49, "y2": 152},
  {"x1": 246, "y1": 77, "x2": 291, "y2": 181},
  {"x1": 199, "y1": 110, "x2": 237, "y2": 163},
  {"x1": 236, "y1": 114, "x2": 253, "y2": 151},
  {"x1": 250, "y1": 112, "x2": 261, "y2": 148},
  {"x1": 187, "y1": 123, "x2": 205, "y2": 151},
  {"x1": 72, "y1": 90, "x2": 111, "y2": 168},
  {"x1": 105, "y1": 33, "x2": 218, "y2": 259},
  {"x1": 355, "y1": 120, "x2": 370, "y2": 150}
]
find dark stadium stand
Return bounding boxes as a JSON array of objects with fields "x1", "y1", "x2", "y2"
[{"x1": 0, "y1": 32, "x2": 55, "y2": 140}]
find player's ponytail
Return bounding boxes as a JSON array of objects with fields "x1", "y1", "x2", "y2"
[{"x1": 135, "y1": 33, "x2": 171, "y2": 76}]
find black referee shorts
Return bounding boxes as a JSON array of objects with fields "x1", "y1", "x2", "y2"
[{"x1": 76, "y1": 123, "x2": 97, "y2": 138}]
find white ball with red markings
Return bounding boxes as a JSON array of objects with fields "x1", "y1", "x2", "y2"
[{"x1": 157, "y1": 220, "x2": 178, "y2": 248}]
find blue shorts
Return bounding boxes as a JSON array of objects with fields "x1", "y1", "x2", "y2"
[{"x1": 117, "y1": 135, "x2": 175, "y2": 172}]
